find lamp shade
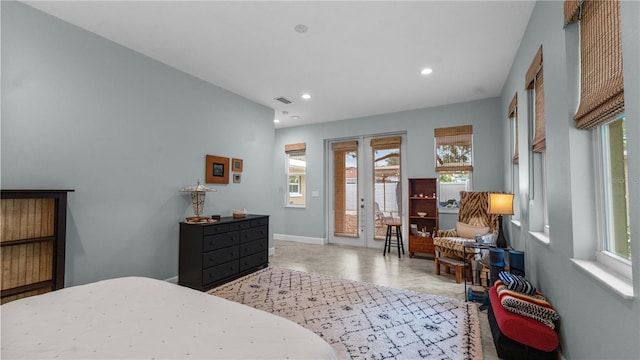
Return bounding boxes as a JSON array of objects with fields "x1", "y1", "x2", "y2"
[{"x1": 489, "y1": 193, "x2": 514, "y2": 215}]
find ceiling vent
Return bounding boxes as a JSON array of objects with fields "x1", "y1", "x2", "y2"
[{"x1": 274, "y1": 97, "x2": 293, "y2": 105}]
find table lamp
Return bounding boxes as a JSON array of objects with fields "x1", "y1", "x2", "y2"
[
  {"x1": 489, "y1": 193, "x2": 514, "y2": 248},
  {"x1": 181, "y1": 180, "x2": 216, "y2": 218}
]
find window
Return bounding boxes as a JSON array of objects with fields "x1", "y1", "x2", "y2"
[
  {"x1": 525, "y1": 46, "x2": 548, "y2": 237},
  {"x1": 289, "y1": 176, "x2": 301, "y2": 195},
  {"x1": 565, "y1": 0, "x2": 631, "y2": 273},
  {"x1": 597, "y1": 117, "x2": 630, "y2": 262},
  {"x1": 509, "y1": 93, "x2": 519, "y2": 165},
  {"x1": 434, "y1": 125, "x2": 473, "y2": 210},
  {"x1": 437, "y1": 171, "x2": 472, "y2": 210},
  {"x1": 285, "y1": 143, "x2": 306, "y2": 207},
  {"x1": 508, "y1": 93, "x2": 520, "y2": 220}
]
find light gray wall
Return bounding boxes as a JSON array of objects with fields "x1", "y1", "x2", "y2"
[
  {"x1": 499, "y1": 1, "x2": 640, "y2": 359},
  {"x1": 272, "y1": 98, "x2": 505, "y2": 239},
  {"x1": 1, "y1": 2, "x2": 275, "y2": 286}
]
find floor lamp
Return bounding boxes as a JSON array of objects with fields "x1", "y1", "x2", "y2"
[{"x1": 489, "y1": 193, "x2": 514, "y2": 248}]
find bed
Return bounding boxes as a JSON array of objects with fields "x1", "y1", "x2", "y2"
[{"x1": 1, "y1": 276, "x2": 338, "y2": 359}]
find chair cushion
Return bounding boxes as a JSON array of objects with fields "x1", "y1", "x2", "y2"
[
  {"x1": 456, "y1": 221, "x2": 490, "y2": 238},
  {"x1": 489, "y1": 286, "x2": 559, "y2": 352}
]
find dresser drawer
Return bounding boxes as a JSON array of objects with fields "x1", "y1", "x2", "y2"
[
  {"x1": 203, "y1": 261, "x2": 239, "y2": 285},
  {"x1": 251, "y1": 217, "x2": 269, "y2": 227},
  {"x1": 239, "y1": 252, "x2": 268, "y2": 272},
  {"x1": 204, "y1": 224, "x2": 229, "y2": 236},
  {"x1": 203, "y1": 246, "x2": 239, "y2": 269},
  {"x1": 240, "y1": 226, "x2": 268, "y2": 243},
  {"x1": 203, "y1": 231, "x2": 239, "y2": 252},
  {"x1": 229, "y1": 221, "x2": 251, "y2": 231},
  {"x1": 240, "y1": 239, "x2": 266, "y2": 257}
]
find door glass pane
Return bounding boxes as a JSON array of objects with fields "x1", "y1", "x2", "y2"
[
  {"x1": 373, "y1": 147, "x2": 401, "y2": 239},
  {"x1": 334, "y1": 148, "x2": 358, "y2": 237}
]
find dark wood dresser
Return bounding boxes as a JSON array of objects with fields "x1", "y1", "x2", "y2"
[
  {"x1": 1, "y1": 189, "x2": 74, "y2": 304},
  {"x1": 179, "y1": 214, "x2": 269, "y2": 291}
]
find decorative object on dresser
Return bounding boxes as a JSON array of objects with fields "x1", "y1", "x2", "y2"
[
  {"x1": 489, "y1": 192, "x2": 515, "y2": 248},
  {"x1": 181, "y1": 180, "x2": 216, "y2": 223},
  {"x1": 179, "y1": 215, "x2": 269, "y2": 291},
  {"x1": 1, "y1": 189, "x2": 74, "y2": 304},
  {"x1": 407, "y1": 178, "x2": 438, "y2": 257}
]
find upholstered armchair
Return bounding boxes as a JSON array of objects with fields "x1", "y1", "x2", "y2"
[{"x1": 433, "y1": 191, "x2": 498, "y2": 268}]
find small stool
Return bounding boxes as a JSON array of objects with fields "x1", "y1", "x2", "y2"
[
  {"x1": 436, "y1": 257, "x2": 466, "y2": 283},
  {"x1": 383, "y1": 222, "x2": 404, "y2": 258}
]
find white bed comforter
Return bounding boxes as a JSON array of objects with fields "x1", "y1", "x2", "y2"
[{"x1": 1, "y1": 276, "x2": 337, "y2": 359}]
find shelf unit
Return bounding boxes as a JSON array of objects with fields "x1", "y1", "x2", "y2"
[
  {"x1": 408, "y1": 178, "x2": 438, "y2": 258},
  {"x1": 1, "y1": 189, "x2": 74, "y2": 304}
]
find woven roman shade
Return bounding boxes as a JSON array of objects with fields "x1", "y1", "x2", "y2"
[
  {"x1": 285, "y1": 142, "x2": 306, "y2": 154},
  {"x1": 508, "y1": 93, "x2": 519, "y2": 164},
  {"x1": 565, "y1": 0, "x2": 625, "y2": 129},
  {"x1": 434, "y1": 125, "x2": 473, "y2": 172},
  {"x1": 331, "y1": 140, "x2": 358, "y2": 151},
  {"x1": 370, "y1": 136, "x2": 401, "y2": 150},
  {"x1": 525, "y1": 46, "x2": 545, "y2": 153}
]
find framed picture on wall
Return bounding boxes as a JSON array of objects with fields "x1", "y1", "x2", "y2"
[
  {"x1": 231, "y1": 158, "x2": 243, "y2": 172},
  {"x1": 205, "y1": 155, "x2": 229, "y2": 184}
]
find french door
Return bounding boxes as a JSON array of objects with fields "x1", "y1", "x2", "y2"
[{"x1": 328, "y1": 134, "x2": 405, "y2": 248}]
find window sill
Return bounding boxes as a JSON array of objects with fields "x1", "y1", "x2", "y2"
[
  {"x1": 438, "y1": 208, "x2": 460, "y2": 214},
  {"x1": 570, "y1": 258, "x2": 634, "y2": 300},
  {"x1": 511, "y1": 219, "x2": 521, "y2": 228},
  {"x1": 529, "y1": 231, "x2": 550, "y2": 245}
]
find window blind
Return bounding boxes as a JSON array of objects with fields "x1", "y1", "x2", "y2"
[
  {"x1": 370, "y1": 136, "x2": 401, "y2": 150},
  {"x1": 525, "y1": 46, "x2": 545, "y2": 153},
  {"x1": 565, "y1": 0, "x2": 625, "y2": 129},
  {"x1": 285, "y1": 142, "x2": 306, "y2": 154},
  {"x1": 434, "y1": 125, "x2": 473, "y2": 172}
]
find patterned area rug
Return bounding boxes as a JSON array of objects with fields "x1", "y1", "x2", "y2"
[{"x1": 209, "y1": 267, "x2": 482, "y2": 359}]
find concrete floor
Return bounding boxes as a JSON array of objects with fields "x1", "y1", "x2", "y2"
[{"x1": 270, "y1": 240, "x2": 499, "y2": 360}]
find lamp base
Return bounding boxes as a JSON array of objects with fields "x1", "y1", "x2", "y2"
[{"x1": 496, "y1": 215, "x2": 508, "y2": 248}]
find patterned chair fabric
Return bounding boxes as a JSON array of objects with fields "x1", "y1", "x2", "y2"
[{"x1": 433, "y1": 191, "x2": 498, "y2": 261}]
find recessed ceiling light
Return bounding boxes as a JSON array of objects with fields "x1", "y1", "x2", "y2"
[
  {"x1": 291, "y1": 116, "x2": 300, "y2": 120},
  {"x1": 301, "y1": 93, "x2": 311, "y2": 100},
  {"x1": 421, "y1": 68, "x2": 433, "y2": 75},
  {"x1": 274, "y1": 119, "x2": 280, "y2": 123},
  {"x1": 294, "y1": 24, "x2": 308, "y2": 33}
]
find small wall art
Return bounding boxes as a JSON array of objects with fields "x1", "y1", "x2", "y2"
[
  {"x1": 231, "y1": 158, "x2": 243, "y2": 172},
  {"x1": 233, "y1": 173, "x2": 242, "y2": 183},
  {"x1": 205, "y1": 155, "x2": 229, "y2": 184}
]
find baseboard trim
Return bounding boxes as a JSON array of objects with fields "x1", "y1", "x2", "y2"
[
  {"x1": 164, "y1": 276, "x2": 178, "y2": 284},
  {"x1": 274, "y1": 233, "x2": 327, "y2": 245}
]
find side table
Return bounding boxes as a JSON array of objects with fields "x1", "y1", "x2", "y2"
[{"x1": 462, "y1": 241, "x2": 493, "y2": 303}]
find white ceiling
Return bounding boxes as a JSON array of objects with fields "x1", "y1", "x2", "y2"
[{"x1": 22, "y1": 1, "x2": 535, "y2": 128}]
